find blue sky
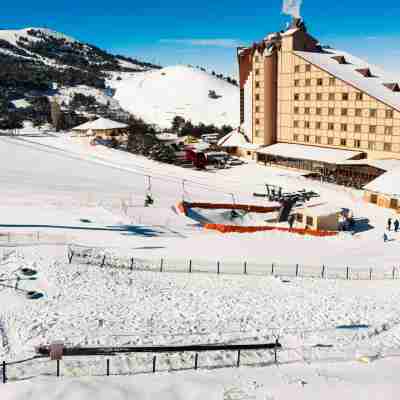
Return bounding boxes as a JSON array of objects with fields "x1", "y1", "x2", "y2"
[{"x1": 2, "y1": 1, "x2": 400, "y2": 77}]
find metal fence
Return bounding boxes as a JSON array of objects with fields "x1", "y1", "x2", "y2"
[{"x1": 67, "y1": 245, "x2": 400, "y2": 281}]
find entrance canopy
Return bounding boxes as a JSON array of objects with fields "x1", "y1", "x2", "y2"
[{"x1": 257, "y1": 143, "x2": 363, "y2": 164}]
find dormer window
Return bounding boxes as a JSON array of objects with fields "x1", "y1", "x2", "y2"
[
  {"x1": 383, "y1": 83, "x2": 400, "y2": 92},
  {"x1": 356, "y1": 68, "x2": 373, "y2": 78},
  {"x1": 331, "y1": 55, "x2": 347, "y2": 64}
]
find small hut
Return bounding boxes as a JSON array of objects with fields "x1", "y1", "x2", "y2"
[
  {"x1": 294, "y1": 204, "x2": 341, "y2": 232},
  {"x1": 72, "y1": 117, "x2": 128, "y2": 144},
  {"x1": 218, "y1": 129, "x2": 259, "y2": 159}
]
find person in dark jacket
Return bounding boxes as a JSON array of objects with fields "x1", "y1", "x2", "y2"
[
  {"x1": 388, "y1": 218, "x2": 392, "y2": 231},
  {"x1": 394, "y1": 219, "x2": 400, "y2": 233},
  {"x1": 288, "y1": 214, "x2": 295, "y2": 229}
]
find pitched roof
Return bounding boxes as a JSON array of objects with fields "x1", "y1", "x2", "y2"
[
  {"x1": 338, "y1": 159, "x2": 400, "y2": 172},
  {"x1": 295, "y1": 49, "x2": 400, "y2": 112},
  {"x1": 257, "y1": 143, "x2": 362, "y2": 164},
  {"x1": 364, "y1": 167, "x2": 400, "y2": 197},
  {"x1": 72, "y1": 117, "x2": 128, "y2": 131},
  {"x1": 218, "y1": 129, "x2": 255, "y2": 148}
]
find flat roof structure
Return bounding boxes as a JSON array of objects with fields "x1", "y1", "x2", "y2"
[
  {"x1": 257, "y1": 143, "x2": 363, "y2": 164},
  {"x1": 364, "y1": 167, "x2": 400, "y2": 197}
]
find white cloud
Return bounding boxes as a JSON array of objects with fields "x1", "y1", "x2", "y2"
[{"x1": 159, "y1": 38, "x2": 243, "y2": 48}]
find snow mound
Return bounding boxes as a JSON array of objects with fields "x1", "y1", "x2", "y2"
[{"x1": 110, "y1": 65, "x2": 240, "y2": 128}]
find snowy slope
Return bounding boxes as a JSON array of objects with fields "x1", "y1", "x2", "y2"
[{"x1": 110, "y1": 65, "x2": 240, "y2": 128}]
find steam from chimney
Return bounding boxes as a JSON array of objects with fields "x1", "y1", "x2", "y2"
[{"x1": 282, "y1": 0, "x2": 303, "y2": 19}]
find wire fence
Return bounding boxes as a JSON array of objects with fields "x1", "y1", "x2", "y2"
[
  {"x1": 2, "y1": 342, "x2": 399, "y2": 384},
  {"x1": 67, "y1": 245, "x2": 400, "y2": 281},
  {"x1": 0, "y1": 232, "x2": 71, "y2": 245}
]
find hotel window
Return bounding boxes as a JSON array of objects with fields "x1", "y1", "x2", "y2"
[
  {"x1": 255, "y1": 106, "x2": 260, "y2": 112},
  {"x1": 254, "y1": 56, "x2": 259, "y2": 62},
  {"x1": 255, "y1": 69, "x2": 260, "y2": 75},
  {"x1": 304, "y1": 107, "x2": 310, "y2": 115},
  {"x1": 305, "y1": 64, "x2": 311, "y2": 72},
  {"x1": 329, "y1": 93, "x2": 335, "y2": 101},
  {"x1": 328, "y1": 108, "x2": 335, "y2": 116},
  {"x1": 294, "y1": 65, "x2": 300, "y2": 73},
  {"x1": 384, "y1": 142, "x2": 392, "y2": 152},
  {"x1": 316, "y1": 93, "x2": 323, "y2": 101},
  {"x1": 294, "y1": 93, "x2": 300, "y2": 101},
  {"x1": 390, "y1": 198, "x2": 399, "y2": 209},
  {"x1": 370, "y1": 108, "x2": 377, "y2": 117},
  {"x1": 316, "y1": 121, "x2": 322, "y2": 129},
  {"x1": 355, "y1": 124, "x2": 361, "y2": 133},
  {"x1": 255, "y1": 81, "x2": 260, "y2": 88},
  {"x1": 369, "y1": 125, "x2": 376, "y2": 133},
  {"x1": 255, "y1": 130, "x2": 260, "y2": 137},
  {"x1": 328, "y1": 137, "x2": 334, "y2": 145},
  {"x1": 304, "y1": 121, "x2": 310, "y2": 129},
  {"x1": 305, "y1": 93, "x2": 311, "y2": 101},
  {"x1": 386, "y1": 109, "x2": 394, "y2": 118},
  {"x1": 294, "y1": 134, "x2": 299, "y2": 141},
  {"x1": 255, "y1": 94, "x2": 260, "y2": 101},
  {"x1": 385, "y1": 126, "x2": 393, "y2": 135},
  {"x1": 368, "y1": 141, "x2": 375, "y2": 150},
  {"x1": 294, "y1": 120, "x2": 299, "y2": 128},
  {"x1": 315, "y1": 136, "x2": 321, "y2": 144},
  {"x1": 316, "y1": 107, "x2": 322, "y2": 115},
  {"x1": 341, "y1": 108, "x2": 348, "y2": 116},
  {"x1": 329, "y1": 77, "x2": 336, "y2": 86},
  {"x1": 354, "y1": 139, "x2": 361, "y2": 148},
  {"x1": 355, "y1": 108, "x2": 362, "y2": 117},
  {"x1": 305, "y1": 79, "x2": 311, "y2": 86},
  {"x1": 304, "y1": 135, "x2": 310, "y2": 143},
  {"x1": 341, "y1": 123, "x2": 347, "y2": 132},
  {"x1": 340, "y1": 138, "x2": 347, "y2": 146},
  {"x1": 328, "y1": 123, "x2": 334, "y2": 130},
  {"x1": 342, "y1": 93, "x2": 349, "y2": 101},
  {"x1": 306, "y1": 216, "x2": 313, "y2": 226},
  {"x1": 294, "y1": 79, "x2": 300, "y2": 87},
  {"x1": 255, "y1": 119, "x2": 260, "y2": 125},
  {"x1": 294, "y1": 107, "x2": 299, "y2": 114},
  {"x1": 317, "y1": 78, "x2": 323, "y2": 86},
  {"x1": 356, "y1": 92, "x2": 363, "y2": 101}
]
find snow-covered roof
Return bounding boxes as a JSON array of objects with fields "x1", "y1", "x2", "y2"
[
  {"x1": 257, "y1": 143, "x2": 362, "y2": 164},
  {"x1": 364, "y1": 167, "x2": 400, "y2": 197},
  {"x1": 156, "y1": 133, "x2": 180, "y2": 142},
  {"x1": 295, "y1": 49, "x2": 400, "y2": 112},
  {"x1": 72, "y1": 117, "x2": 128, "y2": 131},
  {"x1": 10, "y1": 99, "x2": 31, "y2": 109},
  {"x1": 338, "y1": 159, "x2": 400, "y2": 172},
  {"x1": 218, "y1": 129, "x2": 255, "y2": 148},
  {"x1": 300, "y1": 203, "x2": 341, "y2": 217}
]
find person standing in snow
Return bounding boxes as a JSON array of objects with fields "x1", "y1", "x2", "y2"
[
  {"x1": 394, "y1": 219, "x2": 400, "y2": 233},
  {"x1": 387, "y1": 218, "x2": 392, "y2": 231},
  {"x1": 288, "y1": 214, "x2": 295, "y2": 229},
  {"x1": 384, "y1": 232, "x2": 389, "y2": 242}
]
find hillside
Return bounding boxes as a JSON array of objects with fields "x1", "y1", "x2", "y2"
[{"x1": 110, "y1": 65, "x2": 240, "y2": 128}]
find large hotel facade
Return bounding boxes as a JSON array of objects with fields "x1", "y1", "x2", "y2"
[{"x1": 237, "y1": 19, "x2": 400, "y2": 193}]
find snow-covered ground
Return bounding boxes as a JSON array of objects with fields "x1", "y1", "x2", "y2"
[
  {"x1": 1, "y1": 131, "x2": 400, "y2": 398},
  {"x1": 109, "y1": 65, "x2": 240, "y2": 128}
]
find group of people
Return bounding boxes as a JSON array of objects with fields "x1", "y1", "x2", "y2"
[{"x1": 384, "y1": 217, "x2": 400, "y2": 242}]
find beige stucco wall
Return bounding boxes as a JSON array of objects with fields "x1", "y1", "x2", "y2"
[
  {"x1": 295, "y1": 210, "x2": 339, "y2": 231},
  {"x1": 276, "y1": 32, "x2": 400, "y2": 158}
]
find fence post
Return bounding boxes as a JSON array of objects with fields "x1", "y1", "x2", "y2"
[
  {"x1": 160, "y1": 258, "x2": 164, "y2": 272},
  {"x1": 274, "y1": 339, "x2": 279, "y2": 364},
  {"x1": 68, "y1": 250, "x2": 74, "y2": 264},
  {"x1": 346, "y1": 266, "x2": 349, "y2": 280},
  {"x1": 152, "y1": 356, "x2": 157, "y2": 373},
  {"x1": 237, "y1": 350, "x2": 241, "y2": 367},
  {"x1": 107, "y1": 359, "x2": 110, "y2": 376},
  {"x1": 2, "y1": 361, "x2": 6, "y2": 384},
  {"x1": 101, "y1": 255, "x2": 106, "y2": 268},
  {"x1": 7, "y1": 233, "x2": 10, "y2": 242},
  {"x1": 393, "y1": 267, "x2": 396, "y2": 280},
  {"x1": 244, "y1": 261, "x2": 247, "y2": 275},
  {"x1": 217, "y1": 261, "x2": 220, "y2": 275},
  {"x1": 321, "y1": 265, "x2": 325, "y2": 279},
  {"x1": 56, "y1": 359, "x2": 60, "y2": 377},
  {"x1": 194, "y1": 353, "x2": 198, "y2": 370},
  {"x1": 271, "y1": 263, "x2": 274, "y2": 276},
  {"x1": 296, "y1": 264, "x2": 299, "y2": 277},
  {"x1": 130, "y1": 258, "x2": 134, "y2": 271},
  {"x1": 37, "y1": 231, "x2": 40, "y2": 241},
  {"x1": 370, "y1": 268, "x2": 372, "y2": 280},
  {"x1": 189, "y1": 260, "x2": 192, "y2": 273}
]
